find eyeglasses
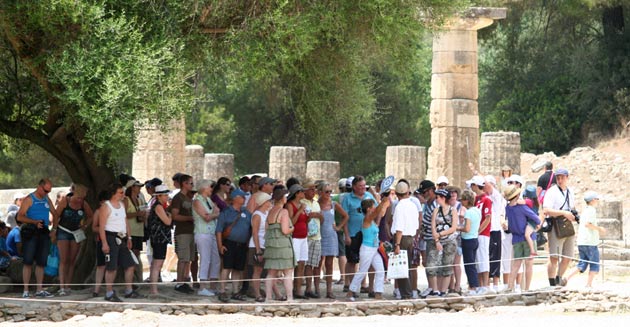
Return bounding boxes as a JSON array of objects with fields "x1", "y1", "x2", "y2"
[
  {"x1": 507, "y1": 181, "x2": 514, "y2": 185},
  {"x1": 324, "y1": 190, "x2": 332, "y2": 194},
  {"x1": 43, "y1": 188, "x2": 51, "y2": 193}
]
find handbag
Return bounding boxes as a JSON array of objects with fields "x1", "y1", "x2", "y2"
[
  {"x1": 20, "y1": 223, "x2": 38, "y2": 241},
  {"x1": 387, "y1": 249, "x2": 409, "y2": 279},
  {"x1": 552, "y1": 216, "x2": 575, "y2": 238},
  {"x1": 540, "y1": 217, "x2": 553, "y2": 233},
  {"x1": 58, "y1": 225, "x2": 86, "y2": 243},
  {"x1": 44, "y1": 244, "x2": 59, "y2": 277},
  {"x1": 307, "y1": 218, "x2": 319, "y2": 237},
  {"x1": 536, "y1": 231, "x2": 547, "y2": 249},
  {"x1": 221, "y1": 213, "x2": 242, "y2": 240}
]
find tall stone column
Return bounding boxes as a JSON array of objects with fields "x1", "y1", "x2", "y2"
[
  {"x1": 427, "y1": 8, "x2": 506, "y2": 188},
  {"x1": 479, "y1": 132, "x2": 521, "y2": 177},
  {"x1": 269, "y1": 146, "x2": 306, "y2": 183},
  {"x1": 132, "y1": 119, "x2": 186, "y2": 189},
  {"x1": 306, "y1": 161, "x2": 340, "y2": 187},
  {"x1": 596, "y1": 200, "x2": 624, "y2": 241},
  {"x1": 185, "y1": 145, "x2": 205, "y2": 185},
  {"x1": 385, "y1": 146, "x2": 426, "y2": 189},
  {"x1": 203, "y1": 154, "x2": 234, "y2": 182}
]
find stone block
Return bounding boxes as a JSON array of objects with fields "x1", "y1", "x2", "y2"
[
  {"x1": 433, "y1": 30, "x2": 477, "y2": 52},
  {"x1": 431, "y1": 73, "x2": 478, "y2": 100},
  {"x1": 598, "y1": 219, "x2": 622, "y2": 240},
  {"x1": 385, "y1": 146, "x2": 427, "y2": 188},
  {"x1": 306, "y1": 161, "x2": 340, "y2": 187},
  {"x1": 430, "y1": 99, "x2": 479, "y2": 128},
  {"x1": 427, "y1": 126, "x2": 479, "y2": 188},
  {"x1": 268, "y1": 146, "x2": 306, "y2": 183},
  {"x1": 479, "y1": 131, "x2": 521, "y2": 176},
  {"x1": 185, "y1": 145, "x2": 204, "y2": 185},
  {"x1": 432, "y1": 51, "x2": 478, "y2": 74},
  {"x1": 203, "y1": 154, "x2": 235, "y2": 182},
  {"x1": 597, "y1": 201, "x2": 623, "y2": 221}
]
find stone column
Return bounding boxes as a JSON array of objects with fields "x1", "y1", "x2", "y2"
[
  {"x1": 385, "y1": 146, "x2": 426, "y2": 189},
  {"x1": 203, "y1": 154, "x2": 234, "y2": 182},
  {"x1": 269, "y1": 146, "x2": 306, "y2": 183},
  {"x1": 132, "y1": 119, "x2": 186, "y2": 189},
  {"x1": 306, "y1": 161, "x2": 340, "y2": 187},
  {"x1": 427, "y1": 7, "x2": 507, "y2": 188},
  {"x1": 479, "y1": 132, "x2": 521, "y2": 177},
  {"x1": 185, "y1": 145, "x2": 205, "y2": 185}
]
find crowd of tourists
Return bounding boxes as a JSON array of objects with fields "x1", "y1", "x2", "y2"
[{"x1": 2, "y1": 162, "x2": 605, "y2": 302}]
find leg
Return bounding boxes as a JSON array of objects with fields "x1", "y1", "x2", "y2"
[
  {"x1": 313, "y1": 261, "x2": 322, "y2": 296},
  {"x1": 219, "y1": 268, "x2": 230, "y2": 293},
  {"x1": 150, "y1": 259, "x2": 164, "y2": 294},
  {"x1": 124, "y1": 265, "x2": 135, "y2": 294},
  {"x1": 453, "y1": 252, "x2": 462, "y2": 291},
  {"x1": 94, "y1": 266, "x2": 106, "y2": 294},
  {"x1": 265, "y1": 270, "x2": 277, "y2": 301},
  {"x1": 508, "y1": 259, "x2": 522, "y2": 289},
  {"x1": 230, "y1": 270, "x2": 242, "y2": 294},
  {"x1": 324, "y1": 256, "x2": 334, "y2": 296},
  {"x1": 252, "y1": 265, "x2": 263, "y2": 298},
  {"x1": 524, "y1": 225, "x2": 536, "y2": 255},
  {"x1": 66, "y1": 241, "x2": 80, "y2": 290},
  {"x1": 586, "y1": 271, "x2": 597, "y2": 287},
  {"x1": 523, "y1": 258, "x2": 534, "y2": 290},
  {"x1": 304, "y1": 265, "x2": 313, "y2": 294},
  {"x1": 105, "y1": 269, "x2": 116, "y2": 293},
  {"x1": 57, "y1": 240, "x2": 70, "y2": 290},
  {"x1": 284, "y1": 268, "x2": 295, "y2": 301},
  {"x1": 191, "y1": 251, "x2": 199, "y2": 282},
  {"x1": 22, "y1": 264, "x2": 33, "y2": 293},
  {"x1": 294, "y1": 261, "x2": 305, "y2": 296}
]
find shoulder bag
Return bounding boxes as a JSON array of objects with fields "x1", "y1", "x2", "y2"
[
  {"x1": 551, "y1": 186, "x2": 575, "y2": 238},
  {"x1": 221, "y1": 212, "x2": 241, "y2": 240}
]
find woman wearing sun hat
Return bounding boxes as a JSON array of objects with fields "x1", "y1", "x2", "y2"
[{"x1": 147, "y1": 185, "x2": 173, "y2": 295}]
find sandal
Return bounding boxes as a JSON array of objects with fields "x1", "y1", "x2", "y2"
[
  {"x1": 218, "y1": 293, "x2": 230, "y2": 303},
  {"x1": 277, "y1": 295, "x2": 287, "y2": 301},
  {"x1": 231, "y1": 293, "x2": 246, "y2": 301},
  {"x1": 326, "y1": 293, "x2": 336, "y2": 299},
  {"x1": 255, "y1": 296, "x2": 265, "y2": 302}
]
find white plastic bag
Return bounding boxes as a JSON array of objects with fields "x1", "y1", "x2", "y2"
[{"x1": 387, "y1": 250, "x2": 409, "y2": 279}]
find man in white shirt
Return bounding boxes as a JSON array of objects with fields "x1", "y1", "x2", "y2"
[
  {"x1": 484, "y1": 176, "x2": 505, "y2": 292},
  {"x1": 543, "y1": 168, "x2": 577, "y2": 286},
  {"x1": 391, "y1": 182, "x2": 420, "y2": 299}
]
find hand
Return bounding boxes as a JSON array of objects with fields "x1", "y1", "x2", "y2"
[
  {"x1": 394, "y1": 246, "x2": 400, "y2": 255},
  {"x1": 344, "y1": 235, "x2": 351, "y2": 246},
  {"x1": 564, "y1": 211, "x2": 576, "y2": 221},
  {"x1": 36, "y1": 221, "x2": 43, "y2": 229},
  {"x1": 433, "y1": 233, "x2": 440, "y2": 240},
  {"x1": 127, "y1": 238, "x2": 133, "y2": 250},
  {"x1": 436, "y1": 241, "x2": 443, "y2": 252},
  {"x1": 219, "y1": 245, "x2": 227, "y2": 255},
  {"x1": 49, "y1": 230, "x2": 57, "y2": 243},
  {"x1": 102, "y1": 243, "x2": 110, "y2": 254}
]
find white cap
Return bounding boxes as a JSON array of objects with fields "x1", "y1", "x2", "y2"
[
  {"x1": 13, "y1": 192, "x2": 25, "y2": 200},
  {"x1": 507, "y1": 174, "x2": 525, "y2": 186},
  {"x1": 395, "y1": 181, "x2": 409, "y2": 194},
  {"x1": 436, "y1": 176, "x2": 449, "y2": 185},
  {"x1": 466, "y1": 176, "x2": 486, "y2": 187},
  {"x1": 485, "y1": 175, "x2": 497, "y2": 186}
]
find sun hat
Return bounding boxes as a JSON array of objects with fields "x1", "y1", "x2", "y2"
[
  {"x1": 436, "y1": 176, "x2": 449, "y2": 185},
  {"x1": 503, "y1": 185, "x2": 522, "y2": 201},
  {"x1": 153, "y1": 185, "x2": 170, "y2": 195},
  {"x1": 288, "y1": 184, "x2": 304, "y2": 200},
  {"x1": 255, "y1": 192, "x2": 272, "y2": 206}
]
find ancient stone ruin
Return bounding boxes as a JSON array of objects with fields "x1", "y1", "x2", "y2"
[
  {"x1": 479, "y1": 131, "x2": 521, "y2": 177},
  {"x1": 268, "y1": 146, "x2": 307, "y2": 183},
  {"x1": 385, "y1": 146, "x2": 426, "y2": 188}
]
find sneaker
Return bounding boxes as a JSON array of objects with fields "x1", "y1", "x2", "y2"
[
  {"x1": 514, "y1": 285, "x2": 522, "y2": 294},
  {"x1": 412, "y1": 290, "x2": 419, "y2": 299},
  {"x1": 22, "y1": 291, "x2": 30, "y2": 298},
  {"x1": 35, "y1": 290, "x2": 54, "y2": 298},
  {"x1": 559, "y1": 278, "x2": 568, "y2": 287},
  {"x1": 198, "y1": 288, "x2": 215, "y2": 297},
  {"x1": 175, "y1": 283, "x2": 194, "y2": 294},
  {"x1": 466, "y1": 289, "x2": 478, "y2": 296},
  {"x1": 105, "y1": 292, "x2": 123, "y2": 302},
  {"x1": 486, "y1": 287, "x2": 497, "y2": 294},
  {"x1": 419, "y1": 288, "x2": 433, "y2": 298},
  {"x1": 476, "y1": 287, "x2": 488, "y2": 295},
  {"x1": 393, "y1": 288, "x2": 401, "y2": 299},
  {"x1": 427, "y1": 291, "x2": 442, "y2": 298},
  {"x1": 57, "y1": 289, "x2": 67, "y2": 296}
]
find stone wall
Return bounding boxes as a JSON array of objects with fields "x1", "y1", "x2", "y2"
[
  {"x1": 185, "y1": 145, "x2": 205, "y2": 185},
  {"x1": 203, "y1": 154, "x2": 234, "y2": 182},
  {"x1": 596, "y1": 200, "x2": 624, "y2": 241}
]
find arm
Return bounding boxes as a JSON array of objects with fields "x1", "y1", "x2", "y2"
[
  {"x1": 585, "y1": 222, "x2": 606, "y2": 234},
  {"x1": 53, "y1": 196, "x2": 67, "y2": 230},
  {"x1": 125, "y1": 204, "x2": 132, "y2": 249},
  {"x1": 99, "y1": 205, "x2": 111, "y2": 254},
  {"x1": 280, "y1": 209, "x2": 294, "y2": 235},
  {"x1": 81, "y1": 201, "x2": 94, "y2": 230},
  {"x1": 155, "y1": 205, "x2": 173, "y2": 226},
  {"x1": 251, "y1": 213, "x2": 262, "y2": 253},
  {"x1": 91, "y1": 209, "x2": 100, "y2": 234},
  {"x1": 215, "y1": 212, "x2": 226, "y2": 255},
  {"x1": 478, "y1": 214, "x2": 491, "y2": 234},
  {"x1": 193, "y1": 198, "x2": 213, "y2": 222},
  {"x1": 171, "y1": 207, "x2": 194, "y2": 223},
  {"x1": 333, "y1": 202, "x2": 349, "y2": 231},
  {"x1": 460, "y1": 216, "x2": 471, "y2": 233}
]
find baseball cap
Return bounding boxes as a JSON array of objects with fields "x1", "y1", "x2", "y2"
[
  {"x1": 345, "y1": 176, "x2": 355, "y2": 189},
  {"x1": 13, "y1": 192, "x2": 25, "y2": 200},
  {"x1": 258, "y1": 177, "x2": 277, "y2": 186},
  {"x1": 417, "y1": 180, "x2": 435, "y2": 194},
  {"x1": 466, "y1": 176, "x2": 485, "y2": 187},
  {"x1": 145, "y1": 178, "x2": 163, "y2": 188},
  {"x1": 125, "y1": 179, "x2": 144, "y2": 188},
  {"x1": 555, "y1": 168, "x2": 569, "y2": 176},
  {"x1": 337, "y1": 178, "x2": 347, "y2": 189},
  {"x1": 230, "y1": 188, "x2": 247, "y2": 199},
  {"x1": 507, "y1": 174, "x2": 524, "y2": 186},
  {"x1": 583, "y1": 191, "x2": 599, "y2": 203},
  {"x1": 395, "y1": 181, "x2": 409, "y2": 194},
  {"x1": 436, "y1": 176, "x2": 449, "y2": 185},
  {"x1": 485, "y1": 175, "x2": 497, "y2": 185}
]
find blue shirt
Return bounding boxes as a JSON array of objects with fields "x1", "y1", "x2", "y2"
[
  {"x1": 362, "y1": 221, "x2": 379, "y2": 248},
  {"x1": 342, "y1": 192, "x2": 376, "y2": 237},
  {"x1": 506, "y1": 204, "x2": 541, "y2": 244},
  {"x1": 216, "y1": 206, "x2": 252, "y2": 244},
  {"x1": 6, "y1": 227, "x2": 20, "y2": 257},
  {"x1": 26, "y1": 193, "x2": 50, "y2": 227},
  {"x1": 461, "y1": 207, "x2": 481, "y2": 240}
]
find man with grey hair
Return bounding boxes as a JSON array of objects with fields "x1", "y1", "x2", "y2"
[{"x1": 484, "y1": 175, "x2": 505, "y2": 293}]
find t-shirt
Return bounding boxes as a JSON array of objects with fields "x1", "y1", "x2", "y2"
[
  {"x1": 6, "y1": 227, "x2": 21, "y2": 257},
  {"x1": 537, "y1": 170, "x2": 557, "y2": 190},
  {"x1": 342, "y1": 191, "x2": 376, "y2": 237},
  {"x1": 125, "y1": 196, "x2": 147, "y2": 237},
  {"x1": 475, "y1": 194, "x2": 492, "y2": 237},
  {"x1": 301, "y1": 198, "x2": 322, "y2": 241},
  {"x1": 422, "y1": 199, "x2": 438, "y2": 239},
  {"x1": 577, "y1": 206, "x2": 599, "y2": 246},
  {"x1": 543, "y1": 185, "x2": 575, "y2": 212},
  {"x1": 391, "y1": 198, "x2": 419, "y2": 236},
  {"x1": 489, "y1": 188, "x2": 506, "y2": 231},
  {"x1": 216, "y1": 206, "x2": 252, "y2": 244},
  {"x1": 171, "y1": 192, "x2": 194, "y2": 235},
  {"x1": 461, "y1": 207, "x2": 481, "y2": 239},
  {"x1": 505, "y1": 204, "x2": 540, "y2": 244}
]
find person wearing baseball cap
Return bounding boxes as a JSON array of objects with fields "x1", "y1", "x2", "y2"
[
  {"x1": 246, "y1": 176, "x2": 277, "y2": 213},
  {"x1": 542, "y1": 168, "x2": 576, "y2": 287},
  {"x1": 565, "y1": 190, "x2": 606, "y2": 288},
  {"x1": 416, "y1": 179, "x2": 437, "y2": 298},
  {"x1": 467, "y1": 175, "x2": 492, "y2": 294}
]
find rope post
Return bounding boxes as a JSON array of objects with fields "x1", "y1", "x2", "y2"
[{"x1": 601, "y1": 240, "x2": 605, "y2": 282}]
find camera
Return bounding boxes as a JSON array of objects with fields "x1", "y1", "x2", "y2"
[{"x1": 571, "y1": 209, "x2": 580, "y2": 224}]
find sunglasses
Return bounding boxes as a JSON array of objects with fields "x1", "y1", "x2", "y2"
[
  {"x1": 507, "y1": 181, "x2": 515, "y2": 185},
  {"x1": 324, "y1": 190, "x2": 332, "y2": 194},
  {"x1": 43, "y1": 188, "x2": 51, "y2": 194}
]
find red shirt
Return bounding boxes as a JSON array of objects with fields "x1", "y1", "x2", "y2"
[
  {"x1": 289, "y1": 201, "x2": 308, "y2": 239},
  {"x1": 475, "y1": 194, "x2": 493, "y2": 237}
]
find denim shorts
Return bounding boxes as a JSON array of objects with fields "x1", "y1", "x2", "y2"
[
  {"x1": 577, "y1": 245, "x2": 600, "y2": 273},
  {"x1": 56, "y1": 228, "x2": 75, "y2": 241}
]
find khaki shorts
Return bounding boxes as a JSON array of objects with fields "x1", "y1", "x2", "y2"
[
  {"x1": 547, "y1": 231, "x2": 575, "y2": 259},
  {"x1": 174, "y1": 233, "x2": 196, "y2": 262},
  {"x1": 512, "y1": 241, "x2": 535, "y2": 259}
]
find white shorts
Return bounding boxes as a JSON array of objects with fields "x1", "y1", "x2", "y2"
[
  {"x1": 477, "y1": 235, "x2": 490, "y2": 273},
  {"x1": 501, "y1": 233, "x2": 524, "y2": 274},
  {"x1": 292, "y1": 238, "x2": 309, "y2": 262}
]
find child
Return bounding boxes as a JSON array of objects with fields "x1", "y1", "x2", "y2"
[
  {"x1": 0, "y1": 222, "x2": 11, "y2": 270},
  {"x1": 566, "y1": 191, "x2": 606, "y2": 288}
]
